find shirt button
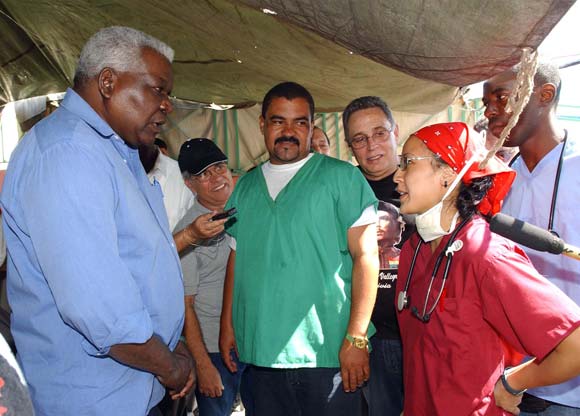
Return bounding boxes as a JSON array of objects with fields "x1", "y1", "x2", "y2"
[
  {"x1": 123, "y1": 159, "x2": 127, "y2": 163},
  {"x1": 171, "y1": 243, "x2": 175, "y2": 247}
]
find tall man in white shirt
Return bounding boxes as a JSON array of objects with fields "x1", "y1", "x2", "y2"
[
  {"x1": 140, "y1": 143, "x2": 194, "y2": 230},
  {"x1": 484, "y1": 62, "x2": 580, "y2": 415}
]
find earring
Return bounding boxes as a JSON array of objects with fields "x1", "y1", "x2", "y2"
[{"x1": 443, "y1": 180, "x2": 448, "y2": 188}]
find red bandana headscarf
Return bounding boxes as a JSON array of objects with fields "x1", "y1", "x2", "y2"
[{"x1": 413, "y1": 122, "x2": 516, "y2": 216}]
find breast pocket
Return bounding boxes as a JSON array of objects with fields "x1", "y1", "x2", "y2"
[{"x1": 424, "y1": 295, "x2": 485, "y2": 358}]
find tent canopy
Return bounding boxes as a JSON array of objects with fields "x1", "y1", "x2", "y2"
[{"x1": 0, "y1": 0, "x2": 574, "y2": 113}]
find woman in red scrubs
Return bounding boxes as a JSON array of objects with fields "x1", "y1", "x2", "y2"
[{"x1": 394, "y1": 122, "x2": 580, "y2": 415}]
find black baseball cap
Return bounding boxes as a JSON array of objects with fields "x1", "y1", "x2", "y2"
[{"x1": 178, "y1": 138, "x2": 228, "y2": 175}]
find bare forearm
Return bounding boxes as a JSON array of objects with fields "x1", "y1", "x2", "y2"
[
  {"x1": 109, "y1": 335, "x2": 180, "y2": 380},
  {"x1": 174, "y1": 225, "x2": 198, "y2": 253},
  {"x1": 508, "y1": 326, "x2": 580, "y2": 390},
  {"x1": 347, "y1": 224, "x2": 379, "y2": 337},
  {"x1": 173, "y1": 213, "x2": 228, "y2": 254},
  {"x1": 348, "y1": 252, "x2": 378, "y2": 336},
  {"x1": 220, "y1": 250, "x2": 236, "y2": 329},
  {"x1": 184, "y1": 296, "x2": 211, "y2": 366}
]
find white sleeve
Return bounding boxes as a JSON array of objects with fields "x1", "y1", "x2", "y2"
[
  {"x1": 229, "y1": 237, "x2": 237, "y2": 251},
  {"x1": 350, "y1": 204, "x2": 378, "y2": 228}
]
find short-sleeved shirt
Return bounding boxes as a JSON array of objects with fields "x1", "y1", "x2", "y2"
[
  {"x1": 502, "y1": 135, "x2": 580, "y2": 406},
  {"x1": 175, "y1": 198, "x2": 231, "y2": 353},
  {"x1": 396, "y1": 217, "x2": 580, "y2": 415},
  {"x1": 0, "y1": 89, "x2": 184, "y2": 415},
  {"x1": 226, "y1": 153, "x2": 377, "y2": 368}
]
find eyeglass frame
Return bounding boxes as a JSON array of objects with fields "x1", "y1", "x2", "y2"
[
  {"x1": 397, "y1": 155, "x2": 440, "y2": 171},
  {"x1": 192, "y1": 162, "x2": 229, "y2": 183},
  {"x1": 348, "y1": 128, "x2": 394, "y2": 149}
]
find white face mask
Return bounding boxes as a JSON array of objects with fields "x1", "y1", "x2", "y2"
[{"x1": 415, "y1": 157, "x2": 476, "y2": 242}]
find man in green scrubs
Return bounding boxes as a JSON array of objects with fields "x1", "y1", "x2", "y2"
[{"x1": 219, "y1": 82, "x2": 379, "y2": 416}]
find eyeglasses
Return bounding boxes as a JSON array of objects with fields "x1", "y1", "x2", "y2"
[
  {"x1": 349, "y1": 129, "x2": 392, "y2": 149},
  {"x1": 397, "y1": 155, "x2": 439, "y2": 171},
  {"x1": 194, "y1": 162, "x2": 228, "y2": 183}
]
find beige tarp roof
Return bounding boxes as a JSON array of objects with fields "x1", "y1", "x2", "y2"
[
  {"x1": 0, "y1": 0, "x2": 574, "y2": 113},
  {"x1": 162, "y1": 98, "x2": 474, "y2": 171}
]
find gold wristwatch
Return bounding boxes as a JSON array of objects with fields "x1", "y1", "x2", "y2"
[{"x1": 345, "y1": 333, "x2": 369, "y2": 350}]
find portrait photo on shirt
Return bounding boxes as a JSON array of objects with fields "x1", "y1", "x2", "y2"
[
  {"x1": 377, "y1": 200, "x2": 403, "y2": 271},
  {"x1": 371, "y1": 200, "x2": 404, "y2": 342}
]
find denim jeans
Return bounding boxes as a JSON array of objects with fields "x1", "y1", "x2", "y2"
[
  {"x1": 195, "y1": 352, "x2": 249, "y2": 416},
  {"x1": 247, "y1": 366, "x2": 364, "y2": 416},
  {"x1": 364, "y1": 337, "x2": 404, "y2": 416},
  {"x1": 147, "y1": 407, "x2": 163, "y2": 416},
  {"x1": 520, "y1": 405, "x2": 580, "y2": 416}
]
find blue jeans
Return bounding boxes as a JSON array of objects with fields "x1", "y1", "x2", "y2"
[
  {"x1": 521, "y1": 405, "x2": 580, "y2": 416},
  {"x1": 195, "y1": 352, "x2": 250, "y2": 416},
  {"x1": 364, "y1": 337, "x2": 403, "y2": 416},
  {"x1": 248, "y1": 366, "x2": 364, "y2": 416}
]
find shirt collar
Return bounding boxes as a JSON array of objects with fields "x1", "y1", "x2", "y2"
[{"x1": 60, "y1": 88, "x2": 116, "y2": 139}]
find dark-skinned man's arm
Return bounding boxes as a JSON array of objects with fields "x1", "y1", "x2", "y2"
[
  {"x1": 109, "y1": 335, "x2": 195, "y2": 399},
  {"x1": 339, "y1": 223, "x2": 379, "y2": 392}
]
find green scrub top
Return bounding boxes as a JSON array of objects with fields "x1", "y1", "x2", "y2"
[{"x1": 226, "y1": 153, "x2": 377, "y2": 368}]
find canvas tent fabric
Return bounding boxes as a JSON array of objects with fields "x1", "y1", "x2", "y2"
[
  {"x1": 240, "y1": 0, "x2": 574, "y2": 86},
  {"x1": 0, "y1": 0, "x2": 573, "y2": 113},
  {"x1": 161, "y1": 100, "x2": 471, "y2": 172}
]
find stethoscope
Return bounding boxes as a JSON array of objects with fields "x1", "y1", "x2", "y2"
[
  {"x1": 509, "y1": 130, "x2": 567, "y2": 236},
  {"x1": 397, "y1": 216, "x2": 472, "y2": 323}
]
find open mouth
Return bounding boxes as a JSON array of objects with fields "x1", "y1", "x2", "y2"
[{"x1": 212, "y1": 183, "x2": 227, "y2": 192}]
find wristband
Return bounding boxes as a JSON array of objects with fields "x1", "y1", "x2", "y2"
[{"x1": 501, "y1": 367, "x2": 527, "y2": 396}]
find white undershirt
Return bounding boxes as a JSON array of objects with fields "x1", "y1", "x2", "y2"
[
  {"x1": 229, "y1": 155, "x2": 376, "y2": 250},
  {"x1": 262, "y1": 154, "x2": 313, "y2": 200}
]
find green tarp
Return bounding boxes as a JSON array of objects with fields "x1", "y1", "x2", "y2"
[{"x1": 0, "y1": 0, "x2": 574, "y2": 113}]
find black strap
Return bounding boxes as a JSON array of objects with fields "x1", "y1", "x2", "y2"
[
  {"x1": 548, "y1": 130, "x2": 567, "y2": 232},
  {"x1": 507, "y1": 131, "x2": 567, "y2": 232}
]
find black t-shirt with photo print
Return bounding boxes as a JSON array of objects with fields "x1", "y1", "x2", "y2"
[{"x1": 362, "y1": 169, "x2": 414, "y2": 339}]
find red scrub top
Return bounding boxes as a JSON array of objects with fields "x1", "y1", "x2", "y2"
[{"x1": 396, "y1": 217, "x2": 580, "y2": 415}]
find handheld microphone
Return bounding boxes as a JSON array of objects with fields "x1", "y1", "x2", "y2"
[{"x1": 490, "y1": 213, "x2": 580, "y2": 261}]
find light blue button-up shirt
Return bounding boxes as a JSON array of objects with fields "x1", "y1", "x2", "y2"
[
  {"x1": 502, "y1": 135, "x2": 580, "y2": 407},
  {"x1": 0, "y1": 89, "x2": 185, "y2": 415}
]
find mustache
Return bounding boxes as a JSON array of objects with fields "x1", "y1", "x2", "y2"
[{"x1": 275, "y1": 136, "x2": 300, "y2": 146}]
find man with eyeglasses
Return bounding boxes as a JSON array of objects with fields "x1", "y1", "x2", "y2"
[
  {"x1": 342, "y1": 96, "x2": 408, "y2": 416},
  {"x1": 219, "y1": 82, "x2": 379, "y2": 416},
  {"x1": 174, "y1": 138, "x2": 250, "y2": 416}
]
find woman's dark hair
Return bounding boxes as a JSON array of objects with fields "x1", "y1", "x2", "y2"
[{"x1": 456, "y1": 176, "x2": 494, "y2": 219}]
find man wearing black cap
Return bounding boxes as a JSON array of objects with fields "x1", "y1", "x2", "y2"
[{"x1": 174, "y1": 138, "x2": 249, "y2": 416}]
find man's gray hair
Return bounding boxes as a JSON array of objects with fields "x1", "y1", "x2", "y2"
[{"x1": 74, "y1": 26, "x2": 174, "y2": 85}]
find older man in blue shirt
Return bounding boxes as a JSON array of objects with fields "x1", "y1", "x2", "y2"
[{"x1": 1, "y1": 27, "x2": 194, "y2": 415}]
